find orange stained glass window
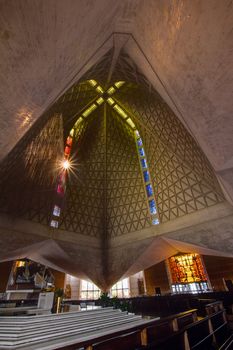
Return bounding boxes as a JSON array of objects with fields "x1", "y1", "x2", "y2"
[
  {"x1": 169, "y1": 253, "x2": 207, "y2": 284},
  {"x1": 66, "y1": 136, "x2": 73, "y2": 147},
  {"x1": 64, "y1": 146, "x2": 71, "y2": 156}
]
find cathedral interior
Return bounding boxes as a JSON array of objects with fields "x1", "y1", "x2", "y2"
[
  {"x1": 0, "y1": 1, "x2": 233, "y2": 349},
  {"x1": 0, "y1": 1, "x2": 233, "y2": 293}
]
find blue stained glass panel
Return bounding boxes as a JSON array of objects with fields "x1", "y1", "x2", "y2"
[
  {"x1": 139, "y1": 147, "x2": 145, "y2": 157},
  {"x1": 50, "y1": 220, "x2": 59, "y2": 228},
  {"x1": 141, "y1": 158, "x2": 147, "y2": 169},
  {"x1": 137, "y1": 138, "x2": 143, "y2": 147},
  {"x1": 149, "y1": 199, "x2": 157, "y2": 214},
  {"x1": 143, "y1": 171, "x2": 150, "y2": 182},
  {"x1": 53, "y1": 205, "x2": 61, "y2": 217},
  {"x1": 152, "y1": 218, "x2": 160, "y2": 225},
  {"x1": 146, "y1": 184, "x2": 153, "y2": 197}
]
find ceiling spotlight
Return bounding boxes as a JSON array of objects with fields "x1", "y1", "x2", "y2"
[{"x1": 62, "y1": 159, "x2": 71, "y2": 170}]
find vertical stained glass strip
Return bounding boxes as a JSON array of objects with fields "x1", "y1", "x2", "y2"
[
  {"x1": 146, "y1": 184, "x2": 153, "y2": 197},
  {"x1": 139, "y1": 147, "x2": 145, "y2": 157},
  {"x1": 53, "y1": 205, "x2": 61, "y2": 217},
  {"x1": 50, "y1": 220, "x2": 59, "y2": 228},
  {"x1": 141, "y1": 158, "x2": 147, "y2": 169},
  {"x1": 51, "y1": 126, "x2": 75, "y2": 228},
  {"x1": 135, "y1": 130, "x2": 159, "y2": 225},
  {"x1": 149, "y1": 199, "x2": 157, "y2": 214},
  {"x1": 143, "y1": 170, "x2": 150, "y2": 183}
]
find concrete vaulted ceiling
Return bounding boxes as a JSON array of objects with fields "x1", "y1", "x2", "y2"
[{"x1": 0, "y1": 1, "x2": 233, "y2": 289}]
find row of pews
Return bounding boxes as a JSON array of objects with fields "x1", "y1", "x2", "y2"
[
  {"x1": 97, "y1": 301, "x2": 232, "y2": 350},
  {"x1": 0, "y1": 301, "x2": 232, "y2": 350},
  {"x1": 137, "y1": 301, "x2": 231, "y2": 350}
]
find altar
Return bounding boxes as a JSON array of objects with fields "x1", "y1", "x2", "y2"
[{"x1": 5, "y1": 289, "x2": 36, "y2": 300}]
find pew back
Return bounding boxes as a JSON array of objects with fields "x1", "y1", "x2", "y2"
[
  {"x1": 92, "y1": 330, "x2": 142, "y2": 350},
  {"x1": 205, "y1": 301, "x2": 224, "y2": 315}
]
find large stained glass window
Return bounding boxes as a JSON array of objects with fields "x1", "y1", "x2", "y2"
[
  {"x1": 50, "y1": 128, "x2": 75, "y2": 229},
  {"x1": 168, "y1": 253, "x2": 210, "y2": 294}
]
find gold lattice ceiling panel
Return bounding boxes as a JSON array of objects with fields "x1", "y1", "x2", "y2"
[
  {"x1": 0, "y1": 49, "x2": 224, "y2": 233},
  {"x1": 59, "y1": 108, "x2": 106, "y2": 237},
  {"x1": 106, "y1": 106, "x2": 151, "y2": 237},
  {"x1": 111, "y1": 53, "x2": 224, "y2": 223}
]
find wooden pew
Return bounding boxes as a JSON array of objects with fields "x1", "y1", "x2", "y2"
[
  {"x1": 210, "y1": 310, "x2": 229, "y2": 347},
  {"x1": 135, "y1": 309, "x2": 197, "y2": 350},
  {"x1": 136, "y1": 305, "x2": 228, "y2": 350},
  {"x1": 142, "y1": 309, "x2": 197, "y2": 345},
  {"x1": 143, "y1": 311, "x2": 227, "y2": 350},
  {"x1": 205, "y1": 300, "x2": 224, "y2": 315},
  {"x1": 176, "y1": 309, "x2": 198, "y2": 329},
  {"x1": 219, "y1": 334, "x2": 233, "y2": 350},
  {"x1": 80, "y1": 309, "x2": 197, "y2": 350},
  {"x1": 185, "y1": 317, "x2": 215, "y2": 349},
  {"x1": 91, "y1": 330, "x2": 142, "y2": 350},
  {"x1": 146, "y1": 320, "x2": 174, "y2": 343},
  {"x1": 184, "y1": 305, "x2": 230, "y2": 350},
  {"x1": 87, "y1": 306, "x2": 229, "y2": 350},
  {"x1": 138, "y1": 332, "x2": 187, "y2": 350}
]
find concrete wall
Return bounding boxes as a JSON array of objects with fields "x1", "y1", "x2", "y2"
[
  {"x1": 64, "y1": 274, "x2": 80, "y2": 299},
  {"x1": 203, "y1": 255, "x2": 233, "y2": 291},
  {"x1": 129, "y1": 271, "x2": 145, "y2": 297},
  {"x1": 144, "y1": 261, "x2": 170, "y2": 296},
  {"x1": 0, "y1": 261, "x2": 13, "y2": 292},
  {"x1": 50, "y1": 269, "x2": 65, "y2": 290}
]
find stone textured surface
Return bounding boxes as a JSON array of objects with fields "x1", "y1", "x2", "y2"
[
  {"x1": 129, "y1": 0, "x2": 233, "y2": 202},
  {"x1": 0, "y1": 0, "x2": 122, "y2": 159}
]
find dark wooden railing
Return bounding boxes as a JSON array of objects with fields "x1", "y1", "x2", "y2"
[
  {"x1": 79, "y1": 302, "x2": 231, "y2": 350},
  {"x1": 63, "y1": 291, "x2": 233, "y2": 317}
]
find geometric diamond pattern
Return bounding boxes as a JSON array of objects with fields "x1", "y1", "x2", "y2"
[
  {"x1": 141, "y1": 127, "x2": 224, "y2": 222},
  {"x1": 0, "y1": 49, "x2": 224, "y2": 236},
  {"x1": 106, "y1": 106, "x2": 151, "y2": 237},
  {"x1": 59, "y1": 108, "x2": 105, "y2": 237},
  {"x1": 58, "y1": 105, "x2": 151, "y2": 237},
  {"x1": 54, "y1": 81, "x2": 99, "y2": 138},
  {"x1": 114, "y1": 80, "x2": 224, "y2": 222}
]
